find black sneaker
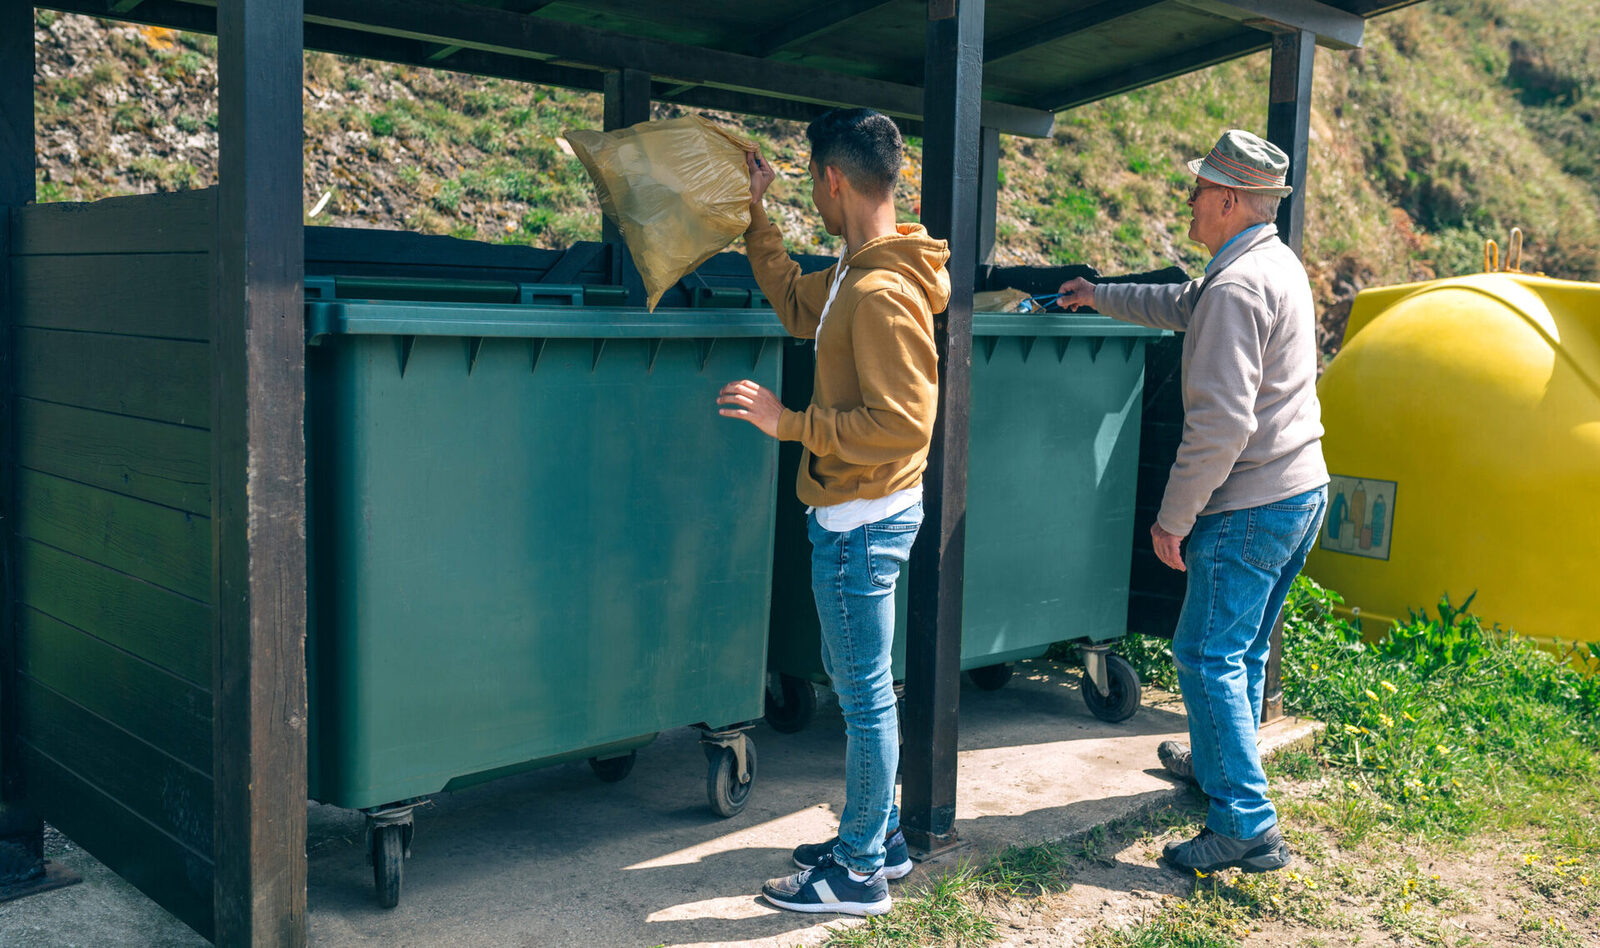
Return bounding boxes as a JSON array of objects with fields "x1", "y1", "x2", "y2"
[
  {"x1": 792, "y1": 828, "x2": 914, "y2": 880},
  {"x1": 1161, "y1": 825, "x2": 1293, "y2": 874},
  {"x1": 1158, "y1": 740, "x2": 1196, "y2": 784},
  {"x1": 761, "y1": 853, "x2": 892, "y2": 916}
]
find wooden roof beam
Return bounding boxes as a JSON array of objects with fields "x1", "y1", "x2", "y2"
[
  {"x1": 985, "y1": 0, "x2": 1166, "y2": 64},
  {"x1": 1043, "y1": 30, "x2": 1270, "y2": 112},
  {"x1": 299, "y1": 0, "x2": 1054, "y2": 135},
  {"x1": 744, "y1": 0, "x2": 899, "y2": 59},
  {"x1": 1174, "y1": 0, "x2": 1365, "y2": 50}
]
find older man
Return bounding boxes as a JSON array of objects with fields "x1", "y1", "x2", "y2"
[{"x1": 1057, "y1": 129, "x2": 1328, "y2": 875}]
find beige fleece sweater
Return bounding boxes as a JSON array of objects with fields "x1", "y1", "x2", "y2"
[
  {"x1": 745, "y1": 210, "x2": 950, "y2": 508},
  {"x1": 1095, "y1": 224, "x2": 1328, "y2": 535}
]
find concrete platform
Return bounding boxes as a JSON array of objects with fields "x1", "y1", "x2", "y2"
[{"x1": 0, "y1": 659, "x2": 1319, "y2": 947}]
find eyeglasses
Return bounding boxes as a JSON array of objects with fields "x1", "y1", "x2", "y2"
[{"x1": 1187, "y1": 181, "x2": 1231, "y2": 203}]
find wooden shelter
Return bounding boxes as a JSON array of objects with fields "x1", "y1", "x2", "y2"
[{"x1": 0, "y1": 1, "x2": 1424, "y2": 943}]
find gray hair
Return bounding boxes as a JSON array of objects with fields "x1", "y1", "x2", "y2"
[{"x1": 1236, "y1": 190, "x2": 1282, "y2": 225}]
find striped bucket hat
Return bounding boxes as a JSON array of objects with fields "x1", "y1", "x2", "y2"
[{"x1": 1187, "y1": 129, "x2": 1292, "y2": 197}]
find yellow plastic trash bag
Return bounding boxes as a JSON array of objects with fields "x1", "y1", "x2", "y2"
[
  {"x1": 973, "y1": 288, "x2": 1031, "y2": 313},
  {"x1": 566, "y1": 115, "x2": 757, "y2": 311}
]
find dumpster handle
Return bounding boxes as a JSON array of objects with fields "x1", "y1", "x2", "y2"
[{"x1": 1484, "y1": 239, "x2": 1499, "y2": 273}]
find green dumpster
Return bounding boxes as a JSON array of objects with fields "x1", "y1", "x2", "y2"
[
  {"x1": 764, "y1": 311, "x2": 1167, "y2": 731},
  {"x1": 304, "y1": 279, "x2": 784, "y2": 906}
]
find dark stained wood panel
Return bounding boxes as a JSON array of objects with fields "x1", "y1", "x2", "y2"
[
  {"x1": 22, "y1": 744, "x2": 213, "y2": 940},
  {"x1": 19, "y1": 679, "x2": 213, "y2": 854},
  {"x1": 10, "y1": 190, "x2": 216, "y2": 256},
  {"x1": 18, "y1": 609, "x2": 213, "y2": 774},
  {"x1": 16, "y1": 399, "x2": 211, "y2": 515},
  {"x1": 10, "y1": 253, "x2": 211, "y2": 340},
  {"x1": 16, "y1": 539, "x2": 212, "y2": 687},
  {"x1": 14, "y1": 470, "x2": 211, "y2": 602},
  {"x1": 14, "y1": 328, "x2": 210, "y2": 428}
]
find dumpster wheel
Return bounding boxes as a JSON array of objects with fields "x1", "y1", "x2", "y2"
[
  {"x1": 764, "y1": 674, "x2": 817, "y2": 734},
  {"x1": 967, "y1": 663, "x2": 1013, "y2": 691},
  {"x1": 1082, "y1": 652, "x2": 1141, "y2": 723},
  {"x1": 705, "y1": 737, "x2": 758, "y2": 818},
  {"x1": 371, "y1": 823, "x2": 405, "y2": 909},
  {"x1": 589, "y1": 751, "x2": 638, "y2": 783}
]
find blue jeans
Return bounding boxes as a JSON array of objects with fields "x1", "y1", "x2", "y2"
[
  {"x1": 808, "y1": 502, "x2": 922, "y2": 875},
  {"x1": 1173, "y1": 486, "x2": 1327, "y2": 840}
]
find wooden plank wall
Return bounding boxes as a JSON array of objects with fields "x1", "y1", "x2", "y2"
[{"x1": 9, "y1": 190, "x2": 216, "y2": 937}]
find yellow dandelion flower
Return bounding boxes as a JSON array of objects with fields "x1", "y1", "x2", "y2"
[
  {"x1": 1380, "y1": 680, "x2": 1398, "y2": 693},
  {"x1": 1311, "y1": 663, "x2": 1319, "y2": 672},
  {"x1": 1360, "y1": 726, "x2": 1372, "y2": 735},
  {"x1": 1431, "y1": 874, "x2": 1440, "y2": 881},
  {"x1": 1434, "y1": 744, "x2": 1450, "y2": 755},
  {"x1": 1555, "y1": 867, "x2": 1566, "y2": 878},
  {"x1": 1346, "y1": 780, "x2": 1361, "y2": 792},
  {"x1": 1305, "y1": 880, "x2": 1318, "y2": 890},
  {"x1": 1194, "y1": 868, "x2": 1210, "y2": 878},
  {"x1": 1403, "y1": 901, "x2": 1412, "y2": 912},
  {"x1": 1580, "y1": 875, "x2": 1590, "y2": 886},
  {"x1": 1365, "y1": 689, "x2": 1380, "y2": 701},
  {"x1": 1379, "y1": 713, "x2": 1395, "y2": 728},
  {"x1": 1403, "y1": 711, "x2": 1417, "y2": 722},
  {"x1": 1524, "y1": 854, "x2": 1538, "y2": 866}
]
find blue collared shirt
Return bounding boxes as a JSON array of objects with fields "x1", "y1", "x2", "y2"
[{"x1": 1205, "y1": 223, "x2": 1268, "y2": 275}]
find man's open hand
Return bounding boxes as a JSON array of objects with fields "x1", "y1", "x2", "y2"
[
  {"x1": 746, "y1": 150, "x2": 776, "y2": 210},
  {"x1": 1152, "y1": 522, "x2": 1186, "y2": 572},
  {"x1": 718, "y1": 379, "x2": 783, "y2": 438}
]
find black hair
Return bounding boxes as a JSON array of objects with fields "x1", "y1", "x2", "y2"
[{"x1": 805, "y1": 108, "x2": 903, "y2": 200}]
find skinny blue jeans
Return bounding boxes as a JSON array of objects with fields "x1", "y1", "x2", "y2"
[
  {"x1": 808, "y1": 502, "x2": 922, "y2": 875},
  {"x1": 1173, "y1": 486, "x2": 1327, "y2": 840}
]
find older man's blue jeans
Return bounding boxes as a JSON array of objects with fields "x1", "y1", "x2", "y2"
[
  {"x1": 1173, "y1": 486, "x2": 1327, "y2": 841},
  {"x1": 808, "y1": 502, "x2": 922, "y2": 876}
]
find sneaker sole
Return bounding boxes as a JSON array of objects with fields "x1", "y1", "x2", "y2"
[
  {"x1": 761, "y1": 893, "x2": 892, "y2": 917},
  {"x1": 1160, "y1": 850, "x2": 1293, "y2": 875},
  {"x1": 792, "y1": 856, "x2": 914, "y2": 880}
]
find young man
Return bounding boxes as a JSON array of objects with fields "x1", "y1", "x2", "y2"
[
  {"x1": 717, "y1": 108, "x2": 949, "y2": 916},
  {"x1": 1057, "y1": 129, "x2": 1329, "y2": 875}
]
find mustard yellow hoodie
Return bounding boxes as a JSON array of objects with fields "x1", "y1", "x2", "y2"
[{"x1": 745, "y1": 211, "x2": 951, "y2": 508}]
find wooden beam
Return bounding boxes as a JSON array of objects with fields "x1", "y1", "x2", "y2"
[
  {"x1": 297, "y1": 0, "x2": 1054, "y2": 136},
  {"x1": 1043, "y1": 31, "x2": 1270, "y2": 112},
  {"x1": 976, "y1": 126, "x2": 998, "y2": 268},
  {"x1": 1174, "y1": 0, "x2": 1364, "y2": 50},
  {"x1": 0, "y1": 0, "x2": 45, "y2": 892},
  {"x1": 39, "y1": 0, "x2": 1051, "y2": 136},
  {"x1": 903, "y1": 0, "x2": 980, "y2": 857},
  {"x1": 213, "y1": 0, "x2": 308, "y2": 943},
  {"x1": 985, "y1": 0, "x2": 1165, "y2": 63},
  {"x1": 1266, "y1": 28, "x2": 1313, "y2": 257},
  {"x1": 743, "y1": 0, "x2": 897, "y2": 58},
  {"x1": 602, "y1": 68, "x2": 650, "y2": 304}
]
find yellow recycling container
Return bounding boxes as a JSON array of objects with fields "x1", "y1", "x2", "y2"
[{"x1": 1306, "y1": 271, "x2": 1600, "y2": 669}]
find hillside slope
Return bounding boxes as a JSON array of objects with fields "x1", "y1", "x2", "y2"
[{"x1": 29, "y1": 3, "x2": 1600, "y2": 357}]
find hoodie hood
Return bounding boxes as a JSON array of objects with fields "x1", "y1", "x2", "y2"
[{"x1": 846, "y1": 223, "x2": 952, "y2": 313}]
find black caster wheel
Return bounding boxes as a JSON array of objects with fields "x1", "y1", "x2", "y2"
[
  {"x1": 764, "y1": 674, "x2": 817, "y2": 734},
  {"x1": 967, "y1": 663, "x2": 1013, "y2": 691},
  {"x1": 706, "y1": 740, "x2": 757, "y2": 818},
  {"x1": 1083, "y1": 653, "x2": 1142, "y2": 723},
  {"x1": 371, "y1": 823, "x2": 405, "y2": 909},
  {"x1": 588, "y1": 750, "x2": 637, "y2": 783}
]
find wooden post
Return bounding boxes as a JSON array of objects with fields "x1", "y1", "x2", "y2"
[
  {"x1": 0, "y1": 0, "x2": 43, "y2": 892},
  {"x1": 1262, "y1": 28, "x2": 1313, "y2": 724},
  {"x1": 602, "y1": 68, "x2": 649, "y2": 302},
  {"x1": 1266, "y1": 29, "x2": 1313, "y2": 258},
  {"x1": 902, "y1": 0, "x2": 981, "y2": 856},
  {"x1": 213, "y1": 0, "x2": 308, "y2": 943},
  {"x1": 976, "y1": 126, "x2": 999, "y2": 269}
]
